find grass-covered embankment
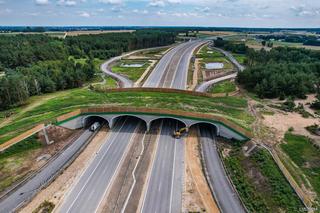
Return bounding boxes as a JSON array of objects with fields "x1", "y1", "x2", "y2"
[
  {"x1": 0, "y1": 89, "x2": 254, "y2": 145},
  {"x1": 281, "y1": 133, "x2": 320, "y2": 202},
  {"x1": 0, "y1": 135, "x2": 42, "y2": 192},
  {"x1": 224, "y1": 145, "x2": 304, "y2": 212},
  {"x1": 210, "y1": 81, "x2": 237, "y2": 94}
]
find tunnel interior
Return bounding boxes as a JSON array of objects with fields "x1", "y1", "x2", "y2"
[
  {"x1": 190, "y1": 123, "x2": 218, "y2": 139},
  {"x1": 83, "y1": 116, "x2": 108, "y2": 129},
  {"x1": 111, "y1": 115, "x2": 148, "y2": 131},
  {"x1": 149, "y1": 118, "x2": 187, "y2": 137}
]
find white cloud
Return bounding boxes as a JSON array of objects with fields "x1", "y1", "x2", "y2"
[
  {"x1": 35, "y1": 0, "x2": 49, "y2": 5},
  {"x1": 57, "y1": 0, "x2": 77, "y2": 6},
  {"x1": 79, "y1": 11, "x2": 90, "y2": 17},
  {"x1": 99, "y1": 0, "x2": 123, "y2": 5},
  {"x1": 149, "y1": 0, "x2": 165, "y2": 7}
]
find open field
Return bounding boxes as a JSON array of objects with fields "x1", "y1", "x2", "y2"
[
  {"x1": 246, "y1": 39, "x2": 320, "y2": 51},
  {"x1": 111, "y1": 59, "x2": 153, "y2": 82},
  {"x1": 223, "y1": 144, "x2": 305, "y2": 212},
  {"x1": 66, "y1": 30, "x2": 135, "y2": 36},
  {"x1": 0, "y1": 89, "x2": 254, "y2": 145}
]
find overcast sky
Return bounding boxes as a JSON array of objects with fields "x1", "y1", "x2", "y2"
[{"x1": 0, "y1": 0, "x2": 319, "y2": 27}]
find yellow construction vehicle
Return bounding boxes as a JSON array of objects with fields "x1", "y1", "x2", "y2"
[{"x1": 173, "y1": 127, "x2": 188, "y2": 139}]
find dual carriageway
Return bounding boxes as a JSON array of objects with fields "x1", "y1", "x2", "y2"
[{"x1": 0, "y1": 40, "x2": 246, "y2": 213}]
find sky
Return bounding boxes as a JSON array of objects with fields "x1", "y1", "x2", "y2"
[{"x1": 0, "y1": 0, "x2": 319, "y2": 27}]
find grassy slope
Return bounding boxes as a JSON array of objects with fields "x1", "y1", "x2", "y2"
[
  {"x1": 0, "y1": 89, "x2": 254, "y2": 144},
  {"x1": 0, "y1": 135, "x2": 42, "y2": 192},
  {"x1": 281, "y1": 133, "x2": 320, "y2": 199},
  {"x1": 224, "y1": 146, "x2": 304, "y2": 212},
  {"x1": 210, "y1": 81, "x2": 236, "y2": 94}
]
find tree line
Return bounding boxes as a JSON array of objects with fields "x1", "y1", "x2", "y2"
[
  {"x1": 214, "y1": 38, "x2": 320, "y2": 99},
  {"x1": 0, "y1": 30, "x2": 176, "y2": 110},
  {"x1": 237, "y1": 47, "x2": 320, "y2": 99}
]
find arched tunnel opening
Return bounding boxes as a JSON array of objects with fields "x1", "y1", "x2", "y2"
[
  {"x1": 111, "y1": 115, "x2": 148, "y2": 132},
  {"x1": 190, "y1": 123, "x2": 218, "y2": 140},
  {"x1": 83, "y1": 116, "x2": 108, "y2": 129},
  {"x1": 149, "y1": 118, "x2": 187, "y2": 138}
]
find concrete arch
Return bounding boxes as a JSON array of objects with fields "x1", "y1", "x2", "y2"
[
  {"x1": 82, "y1": 115, "x2": 110, "y2": 128},
  {"x1": 189, "y1": 121, "x2": 219, "y2": 136},
  {"x1": 110, "y1": 114, "x2": 148, "y2": 130},
  {"x1": 148, "y1": 117, "x2": 188, "y2": 131}
]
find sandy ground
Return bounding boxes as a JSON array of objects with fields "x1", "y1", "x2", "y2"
[
  {"x1": 189, "y1": 58, "x2": 200, "y2": 90},
  {"x1": 263, "y1": 112, "x2": 320, "y2": 143},
  {"x1": 19, "y1": 127, "x2": 109, "y2": 213},
  {"x1": 183, "y1": 127, "x2": 219, "y2": 213}
]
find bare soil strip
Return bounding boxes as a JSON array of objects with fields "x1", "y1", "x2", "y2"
[{"x1": 183, "y1": 127, "x2": 220, "y2": 213}]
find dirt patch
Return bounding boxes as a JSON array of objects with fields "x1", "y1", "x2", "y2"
[
  {"x1": 19, "y1": 127, "x2": 109, "y2": 213},
  {"x1": 263, "y1": 111, "x2": 320, "y2": 144},
  {"x1": 183, "y1": 127, "x2": 219, "y2": 213},
  {"x1": 38, "y1": 125, "x2": 74, "y2": 145}
]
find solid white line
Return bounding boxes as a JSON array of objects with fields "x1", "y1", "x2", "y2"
[
  {"x1": 94, "y1": 122, "x2": 142, "y2": 213},
  {"x1": 120, "y1": 130, "x2": 147, "y2": 213},
  {"x1": 140, "y1": 121, "x2": 163, "y2": 213},
  {"x1": 169, "y1": 124, "x2": 178, "y2": 213},
  {"x1": 64, "y1": 118, "x2": 128, "y2": 213}
]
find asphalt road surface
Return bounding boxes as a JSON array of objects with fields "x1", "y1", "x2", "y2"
[
  {"x1": 143, "y1": 41, "x2": 205, "y2": 89},
  {"x1": 141, "y1": 120, "x2": 184, "y2": 213},
  {"x1": 100, "y1": 55, "x2": 134, "y2": 88},
  {"x1": 0, "y1": 130, "x2": 95, "y2": 213},
  {"x1": 58, "y1": 117, "x2": 143, "y2": 213},
  {"x1": 199, "y1": 126, "x2": 245, "y2": 213},
  {"x1": 196, "y1": 73, "x2": 237, "y2": 92}
]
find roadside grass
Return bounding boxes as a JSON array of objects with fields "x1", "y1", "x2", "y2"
[
  {"x1": 281, "y1": 133, "x2": 320, "y2": 198},
  {"x1": 111, "y1": 59, "x2": 151, "y2": 81},
  {"x1": 0, "y1": 89, "x2": 253, "y2": 144},
  {"x1": 0, "y1": 135, "x2": 42, "y2": 192},
  {"x1": 197, "y1": 46, "x2": 223, "y2": 58},
  {"x1": 233, "y1": 54, "x2": 247, "y2": 65},
  {"x1": 93, "y1": 76, "x2": 118, "y2": 90},
  {"x1": 210, "y1": 81, "x2": 236, "y2": 94},
  {"x1": 224, "y1": 145, "x2": 305, "y2": 212}
]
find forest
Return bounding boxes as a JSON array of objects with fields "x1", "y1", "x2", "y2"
[
  {"x1": 0, "y1": 30, "x2": 176, "y2": 110},
  {"x1": 256, "y1": 34, "x2": 320, "y2": 46},
  {"x1": 214, "y1": 38, "x2": 320, "y2": 99},
  {"x1": 238, "y1": 47, "x2": 320, "y2": 98}
]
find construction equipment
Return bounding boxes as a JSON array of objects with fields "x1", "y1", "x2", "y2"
[{"x1": 173, "y1": 127, "x2": 188, "y2": 139}]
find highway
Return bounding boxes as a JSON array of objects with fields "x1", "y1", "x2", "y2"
[
  {"x1": 141, "y1": 120, "x2": 184, "y2": 213},
  {"x1": 199, "y1": 126, "x2": 245, "y2": 213},
  {"x1": 58, "y1": 117, "x2": 143, "y2": 213},
  {"x1": 0, "y1": 130, "x2": 95, "y2": 213},
  {"x1": 143, "y1": 40, "x2": 205, "y2": 89}
]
